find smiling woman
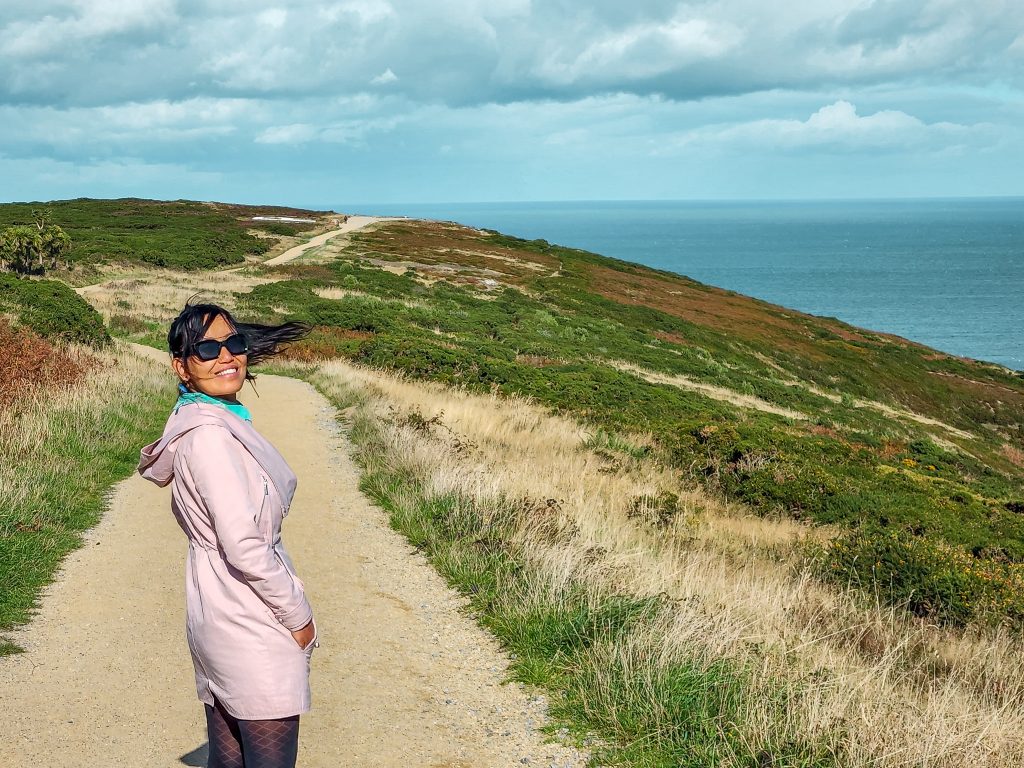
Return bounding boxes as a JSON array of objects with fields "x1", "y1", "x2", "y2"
[{"x1": 138, "y1": 300, "x2": 314, "y2": 768}]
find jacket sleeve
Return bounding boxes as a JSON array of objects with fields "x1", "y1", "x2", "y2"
[{"x1": 181, "y1": 425, "x2": 313, "y2": 631}]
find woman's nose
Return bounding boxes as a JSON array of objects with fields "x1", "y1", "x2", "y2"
[{"x1": 217, "y1": 344, "x2": 233, "y2": 362}]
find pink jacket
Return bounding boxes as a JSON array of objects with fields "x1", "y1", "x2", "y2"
[{"x1": 138, "y1": 400, "x2": 315, "y2": 719}]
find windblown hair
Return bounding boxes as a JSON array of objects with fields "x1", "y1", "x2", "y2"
[{"x1": 168, "y1": 299, "x2": 309, "y2": 383}]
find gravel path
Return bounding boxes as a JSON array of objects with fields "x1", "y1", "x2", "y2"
[
  {"x1": 263, "y1": 216, "x2": 394, "y2": 265},
  {"x1": 1, "y1": 351, "x2": 587, "y2": 767}
]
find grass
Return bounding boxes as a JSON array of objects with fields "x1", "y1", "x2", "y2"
[
  {"x1": 292, "y1": 356, "x2": 1024, "y2": 767},
  {"x1": 306, "y1": 361, "x2": 842, "y2": 766},
  {"x1": 0, "y1": 342, "x2": 175, "y2": 653}
]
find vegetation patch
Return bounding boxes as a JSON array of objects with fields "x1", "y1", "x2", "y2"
[
  {"x1": 0, "y1": 198, "x2": 328, "y2": 271},
  {"x1": 818, "y1": 529, "x2": 1024, "y2": 627},
  {"x1": 313, "y1": 370, "x2": 842, "y2": 767},
  {"x1": 0, "y1": 345, "x2": 175, "y2": 654},
  {"x1": 0, "y1": 274, "x2": 109, "y2": 345},
  {"x1": 234, "y1": 219, "x2": 1024, "y2": 627},
  {"x1": 0, "y1": 321, "x2": 92, "y2": 407},
  {"x1": 291, "y1": 357, "x2": 1023, "y2": 766}
]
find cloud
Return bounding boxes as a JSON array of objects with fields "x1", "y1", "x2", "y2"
[
  {"x1": 371, "y1": 68, "x2": 398, "y2": 85},
  {"x1": 1, "y1": 0, "x2": 177, "y2": 57},
  {"x1": 0, "y1": 98, "x2": 262, "y2": 155},
  {"x1": 254, "y1": 123, "x2": 318, "y2": 145},
  {"x1": 0, "y1": 152, "x2": 225, "y2": 202},
  {"x1": 668, "y1": 100, "x2": 994, "y2": 153},
  {"x1": 2, "y1": 0, "x2": 1022, "y2": 108},
  {"x1": 1, "y1": 1, "x2": 1022, "y2": 203},
  {"x1": 255, "y1": 114, "x2": 400, "y2": 145},
  {"x1": 532, "y1": 14, "x2": 743, "y2": 87}
]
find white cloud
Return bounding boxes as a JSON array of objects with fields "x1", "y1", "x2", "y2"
[
  {"x1": 0, "y1": 98, "x2": 262, "y2": 151},
  {"x1": 3, "y1": 0, "x2": 1022, "y2": 109},
  {"x1": 254, "y1": 123, "x2": 318, "y2": 144},
  {"x1": 669, "y1": 100, "x2": 992, "y2": 152},
  {"x1": 1, "y1": 0, "x2": 177, "y2": 57},
  {"x1": 0, "y1": 153, "x2": 224, "y2": 201},
  {"x1": 255, "y1": 116, "x2": 400, "y2": 145},
  {"x1": 316, "y1": 0, "x2": 395, "y2": 26},
  {"x1": 1, "y1": 1, "x2": 1023, "y2": 202},
  {"x1": 371, "y1": 68, "x2": 398, "y2": 85},
  {"x1": 257, "y1": 8, "x2": 288, "y2": 29},
  {"x1": 537, "y1": 14, "x2": 744, "y2": 86}
]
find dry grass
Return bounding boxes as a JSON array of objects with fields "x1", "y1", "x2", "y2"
[
  {"x1": 76, "y1": 267, "x2": 276, "y2": 326},
  {"x1": 0, "y1": 320, "x2": 92, "y2": 407},
  {"x1": 610, "y1": 358, "x2": 810, "y2": 421},
  {"x1": 305, "y1": 357, "x2": 1024, "y2": 766},
  {"x1": 0, "y1": 341, "x2": 171, "y2": 526}
]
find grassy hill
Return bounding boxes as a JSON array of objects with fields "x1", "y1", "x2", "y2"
[
  {"x1": 6, "y1": 199, "x2": 1024, "y2": 765},
  {"x1": 0, "y1": 198, "x2": 328, "y2": 272},
  {"x1": 224, "y1": 219, "x2": 1024, "y2": 627}
]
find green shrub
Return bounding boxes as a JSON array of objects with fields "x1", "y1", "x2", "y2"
[
  {"x1": 817, "y1": 529, "x2": 1024, "y2": 627},
  {"x1": 0, "y1": 274, "x2": 109, "y2": 345}
]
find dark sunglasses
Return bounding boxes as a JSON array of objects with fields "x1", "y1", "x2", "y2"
[{"x1": 192, "y1": 333, "x2": 249, "y2": 361}]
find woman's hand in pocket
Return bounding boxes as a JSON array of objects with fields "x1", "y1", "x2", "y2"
[{"x1": 290, "y1": 620, "x2": 315, "y2": 649}]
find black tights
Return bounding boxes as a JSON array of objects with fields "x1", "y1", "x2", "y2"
[{"x1": 204, "y1": 698, "x2": 300, "y2": 768}]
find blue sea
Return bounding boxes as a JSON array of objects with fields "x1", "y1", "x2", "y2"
[{"x1": 341, "y1": 199, "x2": 1024, "y2": 371}]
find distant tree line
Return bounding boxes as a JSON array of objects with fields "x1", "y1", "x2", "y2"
[{"x1": 0, "y1": 209, "x2": 71, "y2": 274}]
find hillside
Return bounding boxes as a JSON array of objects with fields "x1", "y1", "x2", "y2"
[
  {"x1": 0, "y1": 198, "x2": 331, "y2": 272},
  {"x1": 45, "y1": 207, "x2": 1024, "y2": 627},
  {"x1": 6, "y1": 199, "x2": 1024, "y2": 765}
]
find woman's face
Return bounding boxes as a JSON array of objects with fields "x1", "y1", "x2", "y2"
[{"x1": 171, "y1": 313, "x2": 248, "y2": 399}]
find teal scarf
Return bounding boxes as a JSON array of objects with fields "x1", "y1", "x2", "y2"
[{"x1": 174, "y1": 383, "x2": 252, "y2": 422}]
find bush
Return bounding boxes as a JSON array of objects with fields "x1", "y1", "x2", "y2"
[
  {"x1": 817, "y1": 529, "x2": 1024, "y2": 627},
  {"x1": 0, "y1": 274, "x2": 109, "y2": 346}
]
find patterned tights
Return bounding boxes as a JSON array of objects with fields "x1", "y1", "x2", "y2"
[{"x1": 205, "y1": 698, "x2": 300, "y2": 768}]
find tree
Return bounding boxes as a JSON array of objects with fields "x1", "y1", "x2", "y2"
[
  {"x1": 0, "y1": 225, "x2": 42, "y2": 274},
  {"x1": 0, "y1": 209, "x2": 72, "y2": 274},
  {"x1": 40, "y1": 225, "x2": 71, "y2": 270}
]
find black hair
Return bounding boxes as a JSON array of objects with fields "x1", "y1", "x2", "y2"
[{"x1": 168, "y1": 298, "x2": 309, "y2": 386}]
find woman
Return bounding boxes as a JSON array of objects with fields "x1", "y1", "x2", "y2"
[{"x1": 138, "y1": 301, "x2": 315, "y2": 768}]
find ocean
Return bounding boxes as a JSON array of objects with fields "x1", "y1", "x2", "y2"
[{"x1": 341, "y1": 199, "x2": 1024, "y2": 371}]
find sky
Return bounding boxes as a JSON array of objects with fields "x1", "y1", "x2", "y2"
[{"x1": 1, "y1": 0, "x2": 1023, "y2": 206}]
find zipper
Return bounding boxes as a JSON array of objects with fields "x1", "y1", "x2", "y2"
[{"x1": 255, "y1": 475, "x2": 269, "y2": 523}]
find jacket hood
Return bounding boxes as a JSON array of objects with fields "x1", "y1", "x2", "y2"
[{"x1": 137, "y1": 401, "x2": 297, "y2": 508}]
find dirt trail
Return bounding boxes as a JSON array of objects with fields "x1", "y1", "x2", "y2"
[
  {"x1": 264, "y1": 216, "x2": 395, "y2": 266},
  {"x1": 1, "y1": 344, "x2": 584, "y2": 768}
]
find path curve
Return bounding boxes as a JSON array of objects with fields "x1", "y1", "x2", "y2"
[
  {"x1": 1, "y1": 343, "x2": 584, "y2": 768},
  {"x1": 263, "y1": 216, "x2": 395, "y2": 266}
]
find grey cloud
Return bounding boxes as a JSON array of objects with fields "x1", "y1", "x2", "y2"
[{"x1": 2, "y1": 0, "x2": 1022, "y2": 110}]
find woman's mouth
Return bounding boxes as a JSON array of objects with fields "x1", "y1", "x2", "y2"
[{"x1": 215, "y1": 367, "x2": 239, "y2": 378}]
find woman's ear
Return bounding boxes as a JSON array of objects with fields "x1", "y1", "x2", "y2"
[{"x1": 171, "y1": 356, "x2": 190, "y2": 386}]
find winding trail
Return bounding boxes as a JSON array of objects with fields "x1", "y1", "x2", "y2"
[
  {"x1": 1, "y1": 344, "x2": 584, "y2": 768},
  {"x1": 263, "y1": 216, "x2": 395, "y2": 266}
]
